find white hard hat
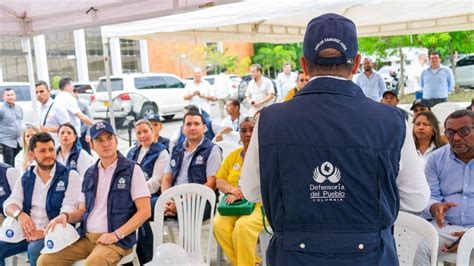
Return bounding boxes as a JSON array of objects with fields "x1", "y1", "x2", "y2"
[
  {"x1": 41, "y1": 223, "x2": 80, "y2": 254},
  {"x1": 0, "y1": 217, "x2": 25, "y2": 243}
]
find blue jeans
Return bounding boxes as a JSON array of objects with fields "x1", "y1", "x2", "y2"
[{"x1": 0, "y1": 239, "x2": 44, "y2": 266}]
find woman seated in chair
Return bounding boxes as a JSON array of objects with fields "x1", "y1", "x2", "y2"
[
  {"x1": 213, "y1": 117, "x2": 266, "y2": 266},
  {"x1": 412, "y1": 111, "x2": 447, "y2": 162}
]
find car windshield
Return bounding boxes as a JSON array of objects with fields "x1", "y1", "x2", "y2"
[
  {"x1": 96, "y1": 79, "x2": 124, "y2": 92},
  {"x1": 0, "y1": 85, "x2": 31, "y2": 101}
]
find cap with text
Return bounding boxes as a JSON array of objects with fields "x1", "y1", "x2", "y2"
[{"x1": 90, "y1": 121, "x2": 115, "y2": 139}]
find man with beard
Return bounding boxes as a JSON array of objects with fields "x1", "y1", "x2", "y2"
[
  {"x1": 415, "y1": 110, "x2": 474, "y2": 265},
  {"x1": 356, "y1": 58, "x2": 387, "y2": 101},
  {"x1": 0, "y1": 133, "x2": 81, "y2": 265}
]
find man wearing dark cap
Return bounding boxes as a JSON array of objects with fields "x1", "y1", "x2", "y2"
[
  {"x1": 240, "y1": 13, "x2": 429, "y2": 265},
  {"x1": 146, "y1": 114, "x2": 170, "y2": 149},
  {"x1": 38, "y1": 121, "x2": 151, "y2": 265},
  {"x1": 411, "y1": 98, "x2": 432, "y2": 117},
  {"x1": 382, "y1": 90, "x2": 409, "y2": 121}
]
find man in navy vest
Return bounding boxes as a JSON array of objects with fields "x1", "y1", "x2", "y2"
[
  {"x1": 38, "y1": 121, "x2": 151, "y2": 265},
  {"x1": 0, "y1": 163, "x2": 20, "y2": 224},
  {"x1": 1, "y1": 133, "x2": 81, "y2": 266},
  {"x1": 241, "y1": 13, "x2": 430, "y2": 266},
  {"x1": 161, "y1": 110, "x2": 222, "y2": 218}
]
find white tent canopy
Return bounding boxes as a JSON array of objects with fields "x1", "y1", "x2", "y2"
[
  {"x1": 0, "y1": 0, "x2": 239, "y2": 36},
  {"x1": 102, "y1": 0, "x2": 474, "y2": 43}
]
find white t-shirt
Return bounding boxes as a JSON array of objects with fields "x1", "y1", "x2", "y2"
[
  {"x1": 213, "y1": 73, "x2": 233, "y2": 99},
  {"x1": 39, "y1": 98, "x2": 70, "y2": 144},
  {"x1": 184, "y1": 80, "x2": 214, "y2": 114},
  {"x1": 54, "y1": 91, "x2": 82, "y2": 136},
  {"x1": 245, "y1": 76, "x2": 274, "y2": 115}
]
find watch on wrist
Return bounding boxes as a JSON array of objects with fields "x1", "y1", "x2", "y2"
[
  {"x1": 114, "y1": 230, "x2": 125, "y2": 240},
  {"x1": 12, "y1": 209, "x2": 22, "y2": 220}
]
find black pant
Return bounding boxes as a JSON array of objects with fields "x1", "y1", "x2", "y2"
[
  {"x1": 427, "y1": 98, "x2": 448, "y2": 107},
  {"x1": 1, "y1": 143, "x2": 20, "y2": 167},
  {"x1": 79, "y1": 133, "x2": 91, "y2": 155}
]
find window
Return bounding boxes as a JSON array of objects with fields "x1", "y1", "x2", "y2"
[
  {"x1": 457, "y1": 56, "x2": 474, "y2": 67},
  {"x1": 120, "y1": 39, "x2": 141, "y2": 73},
  {"x1": 96, "y1": 79, "x2": 124, "y2": 92},
  {"x1": 134, "y1": 77, "x2": 153, "y2": 90},
  {"x1": 45, "y1": 31, "x2": 77, "y2": 82},
  {"x1": 0, "y1": 36, "x2": 31, "y2": 82},
  {"x1": 0, "y1": 85, "x2": 31, "y2": 101},
  {"x1": 84, "y1": 27, "x2": 106, "y2": 80},
  {"x1": 164, "y1": 76, "x2": 185, "y2": 88},
  {"x1": 149, "y1": 76, "x2": 166, "y2": 89}
]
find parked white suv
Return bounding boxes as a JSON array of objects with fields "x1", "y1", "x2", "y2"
[
  {"x1": 0, "y1": 82, "x2": 35, "y2": 124},
  {"x1": 455, "y1": 54, "x2": 474, "y2": 88},
  {"x1": 91, "y1": 73, "x2": 187, "y2": 125}
]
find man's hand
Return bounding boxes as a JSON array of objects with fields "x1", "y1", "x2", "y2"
[
  {"x1": 44, "y1": 213, "x2": 68, "y2": 234},
  {"x1": 220, "y1": 127, "x2": 233, "y2": 134},
  {"x1": 193, "y1": 91, "x2": 200, "y2": 97},
  {"x1": 96, "y1": 233, "x2": 119, "y2": 245},
  {"x1": 430, "y1": 202, "x2": 458, "y2": 228},
  {"x1": 18, "y1": 213, "x2": 36, "y2": 237},
  {"x1": 27, "y1": 229, "x2": 45, "y2": 242},
  {"x1": 165, "y1": 200, "x2": 177, "y2": 216},
  {"x1": 230, "y1": 187, "x2": 243, "y2": 200},
  {"x1": 252, "y1": 101, "x2": 260, "y2": 108},
  {"x1": 441, "y1": 231, "x2": 466, "y2": 253}
]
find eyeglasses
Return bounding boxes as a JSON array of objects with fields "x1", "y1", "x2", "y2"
[
  {"x1": 445, "y1": 126, "x2": 474, "y2": 138},
  {"x1": 299, "y1": 79, "x2": 309, "y2": 82}
]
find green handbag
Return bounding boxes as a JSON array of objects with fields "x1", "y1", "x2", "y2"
[{"x1": 217, "y1": 194, "x2": 256, "y2": 216}]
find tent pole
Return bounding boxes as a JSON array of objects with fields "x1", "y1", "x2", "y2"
[
  {"x1": 21, "y1": 37, "x2": 39, "y2": 126},
  {"x1": 102, "y1": 37, "x2": 117, "y2": 132}
]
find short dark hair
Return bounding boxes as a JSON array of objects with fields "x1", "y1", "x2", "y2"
[
  {"x1": 35, "y1": 80, "x2": 49, "y2": 89},
  {"x1": 183, "y1": 110, "x2": 205, "y2": 125},
  {"x1": 227, "y1": 98, "x2": 240, "y2": 109},
  {"x1": 184, "y1": 104, "x2": 200, "y2": 113},
  {"x1": 444, "y1": 110, "x2": 474, "y2": 128},
  {"x1": 429, "y1": 51, "x2": 441, "y2": 57},
  {"x1": 221, "y1": 67, "x2": 227, "y2": 73},
  {"x1": 250, "y1": 64, "x2": 262, "y2": 73},
  {"x1": 59, "y1": 77, "x2": 72, "y2": 91},
  {"x1": 305, "y1": 48, "x2": 354, "y2": 76},
  {"x1": 3, "y1": 88, "x2": 13, "y2": 94},
  {"x1": 29, "y1": 132, "x2": 55, "y2": 151},
  {"x1": 58, "y1": 123, "x2": 78, "y2": 147}
]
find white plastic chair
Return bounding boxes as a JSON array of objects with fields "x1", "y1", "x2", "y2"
[
  {"x1": 152, "y1": 184, "x2": 216, "y2": 265},
  {"x1": 394, "y1": 211, "x2": 439, "y2": 266},
  {"x1": 438, "y1": 227, "x2": 474, "y2": 266},
  {"x1": 431, "y1": 102, "x2": 462, "y2": 130},
  {"x1": 214, "y1": 141, "x2": 241, "y2": 159}
]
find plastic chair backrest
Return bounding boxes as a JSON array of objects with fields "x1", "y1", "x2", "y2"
[
  {"x1": 215, "y1": 141, "x2": 241, "y2": 159},
  {"x1": 456, "y1": 227, "x2": 474, "y2": 265},
  {"x1": 394, "y1": 211, "x2": 439, "y2": 266},
  {"x1": 431, "y1": 102, "x2": 462, "y2": 130},
  {"x1": 153, "y1": 184, "x2": 216, "y2": 265}
]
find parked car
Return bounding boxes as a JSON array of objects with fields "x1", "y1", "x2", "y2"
[
  {"x1": 91, "y1": 73, "x2": 187, "y2": 125},
  {"x1": 0, "y1": 82, "x2": 35, "y2": 124},
  {"x1": 236, "y1": 74, "x2": 277, "y2": 102},
  {"x1": 455, "y1": 54, "x2": 474, "y2": 88},
  {"x1": 202, "y1": 74, "x2": 241, "y2": 95},
  {"x1": 73, "y1": 81, "x2": 98, "y2": 104}
]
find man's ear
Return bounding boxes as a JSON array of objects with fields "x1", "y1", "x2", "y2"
[
  {"x1": 352, "y1": 54, "x2": 362, "y2": 74},
  {"x1": 300, "y1": 56, "x2": 309, "y2": 76}
]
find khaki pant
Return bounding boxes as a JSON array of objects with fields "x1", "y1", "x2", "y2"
[
  {"x1": 37, "y1": 233, "x2": 132, "y2": 266},
  {"x1": 216, "y1": 97, "x2": 229, "y2": 119}
]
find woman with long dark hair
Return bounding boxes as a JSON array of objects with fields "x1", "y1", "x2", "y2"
[
  {"x1": 412, "y1": 111, "x2": 447, "y2": 161},
  {"x1": 57, "y1": 123, "x2": 94, "y2": 178}
]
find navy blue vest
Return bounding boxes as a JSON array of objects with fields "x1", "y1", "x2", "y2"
[
  {"x1": 22, "y1": 163, "x2": 70, "y2": 220},
  {"x1": 0, "y1": 163, "x2": 13, "y2": 213},
  {"x1": 57, "y1": 145, "x2": 81, "y2": 172},
  {"x1": 157, "y1": 137, "x2": 170, "y2": 150},
  {"x1": 127, "y1": 142, "x2": 166, "y2": 181},
  {"x1": 79, "y1": 152, "x2": 137, "y2": 249},
  {"x1": 170, "y1": 138, "x2": 214, "y2": 186},
  {"x1": 259, "y1": 77, "x2": 405, "y2": 266}
]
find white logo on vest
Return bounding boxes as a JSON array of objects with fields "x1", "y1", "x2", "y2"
[
  {"x1": 0, "y1": 187, "x2": 5, "y2": 196},
  {"x1": 195, "y1": 155, "x2": 204, "y2": 165},
  {"x1": 56, "y1": 181, "x2": 66, "y2": 191},
  {"x1": 170, "y1": 159, "x2": 176, "y2": 167},
  {"x1": 310, "y1": 161, "x2": 345, "y2": 202},
  {"x1": 69, "y1": 160, "x2": 76, "y2": 169},
  {"x1": 118, "y1": 177, "x2": 126, "y2": 189}
]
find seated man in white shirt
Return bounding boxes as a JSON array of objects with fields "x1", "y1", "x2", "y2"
[
  {"x1": 0, "y1": 163, "x2": 20, "y2": 224},
  {"x1": 215, "y1": 98, "x2": 246, "y2": 143},
  {"x1": 0, "y1": 133, "x2": 81, "y2": 266}
]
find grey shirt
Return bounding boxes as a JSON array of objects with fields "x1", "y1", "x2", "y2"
[
  {"x1": 164, "y1": 137, "x2": 222, "y2": 185},
  {"x1": 0, "y1": 103, "x2": 23, "y2": 148},
  {"x1": 77, "y1": 98, "x2": 92, "y2": 134}
]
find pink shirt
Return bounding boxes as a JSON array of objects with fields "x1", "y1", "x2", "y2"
[{"x1": 79, "y1": 159, "x2": 150, "y2": 233}]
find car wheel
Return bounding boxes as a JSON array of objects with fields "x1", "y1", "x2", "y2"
[{"x1": 140, "y1": 103, "x2": 158, "y2": 119}]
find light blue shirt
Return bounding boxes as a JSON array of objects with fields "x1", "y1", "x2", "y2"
[
  {"x1": 276, "y1": 72, "x2": 297, "y2": 99},
  {"x1": 423, "y1": 145, "x2": 474, "y2": 227},
  {"x1": 420, "y1": 66, "x2": 454, "y2": 99},
  {"x1": 0, "y1": 103, "x2": 23, "y2": 148},
  {"x1": 355, "y1": 71, "x2": 386, "y2": 101}
]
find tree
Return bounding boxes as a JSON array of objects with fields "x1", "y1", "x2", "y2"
[
  {"x1": 253, "y1": 44, "x2": 298, "y2": 78},
  {"x1": 204, "y1": 44, "x2": 239, "y2": 74}
]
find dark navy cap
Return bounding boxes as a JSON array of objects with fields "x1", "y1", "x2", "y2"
[
  {"x1": 303, "y1": 13, "x2": 358, "y2": 65},
  {"x1": 90, "y1": 121, "x2": 115, "y2": 139},
  {"x1": 146, "y1": 113, "x2": 161, "y2": 122},
  {"x1": 410, "y1": 99, "x2": 432, "y2": 110},
  {"x1": 383, "y1": 90, "x2": 398, "y2": 98}
]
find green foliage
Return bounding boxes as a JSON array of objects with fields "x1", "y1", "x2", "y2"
[
  {"x1": 252, "y1": 43, "x2": 302, "y2": 77},
  {"x1": 413, "y1": 31, "x2": 474, "y2": 56},
  {"x1": 204, "y1": 44, "x2": 239, "y2": 74},
  {"x1": 51, "y1": 76, "x2": 61, "y2": 90}
]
